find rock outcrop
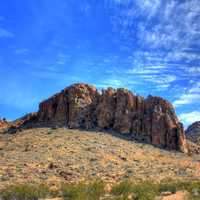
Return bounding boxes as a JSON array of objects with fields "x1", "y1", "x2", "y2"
[
  {"x1": 186, "y1": 121, "x2": 200, "y2": 146},
  {"x1": 7, "y1": 113, "x2": 38, "y2": 134},
  {"x1": 9, "y1": 83, "x2": 188, "y2": 152},
  {"x1": 0, "y1": 118, "x2": 8, "y2": 129},
  {"x1": 37, "y1": 83, "x2": 187, "y2": 152}
]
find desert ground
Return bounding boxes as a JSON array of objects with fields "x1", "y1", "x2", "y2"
[{"x1": 0, "y1": 127, "x2": 200, "y2": 190}]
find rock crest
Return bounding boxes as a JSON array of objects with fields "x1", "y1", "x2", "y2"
[{"x1": 11, "y1": 83, "x2": 188, "y2": 152}]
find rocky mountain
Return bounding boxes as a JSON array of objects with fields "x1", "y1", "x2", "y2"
[
  {"x1": 6, "y1": 83, "x2": 188, "y2": 153},
  {"x1": 186, "y1": 121, "x2": 200, "y2": 144}
]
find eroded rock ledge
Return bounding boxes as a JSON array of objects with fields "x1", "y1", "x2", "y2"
[{"x1": 9, "y1": 83, "x2": 188, "y2": 153}]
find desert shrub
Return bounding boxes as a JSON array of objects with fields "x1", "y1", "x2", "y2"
[
  {"x1": 159, "y1": 180, "x2": 200, "y2": 199},
  {"x1": 111, "y1": 180, "x2": 158, "y2": 200},
  {"x1": 61, "y1": 180, "x2": 105, "y2": 200},
  {"x1": 159, "y1": 181, "x2": 178, "y2": 194},
  {"x1": 0, "y1": 184, "x2": 50, "y2": 200},
  {"x1": 2, "y1": 180, "x2": 200, "y2": 200},
  {"x1": 131, "y1": 181, "x2": 158, "y2": 200},
  {"x1": 111, "y1": 180, "x2": 133, "y2": 197}
]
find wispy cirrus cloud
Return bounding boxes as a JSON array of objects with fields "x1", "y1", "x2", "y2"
[
  {"x1": 179, "y1": 111, "x2": 200, "y2": 128},
  {"x1": 0, "y1": 27, "x2": 14, "y2": 38},
  {"x1": 126, "y1": 65, "x2": 176, "y2": 91},
  {"x1": 173, "y1": 83, "x2": 200, "y2": 107}
]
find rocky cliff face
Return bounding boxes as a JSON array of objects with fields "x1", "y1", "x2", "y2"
[{"x1": 35, "y1": 83, "x2": 187, "y2": 152}]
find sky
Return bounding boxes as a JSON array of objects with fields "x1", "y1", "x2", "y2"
[{"x1": 0, "y1": 0, "x2": 200, "y2": 128}]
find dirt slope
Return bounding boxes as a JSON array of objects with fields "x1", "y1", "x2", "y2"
[{"x1": 0, "y1": 128, "x2": 200, "y2": 189}]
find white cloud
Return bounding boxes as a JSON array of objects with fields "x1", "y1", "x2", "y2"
[
  {"x1": 173, "y1": 94, "x2": 200, "y2": 107},
  {"x1": 179, "y1": 111, "x2": 200, "y2": 127},
  {"x1": 186, "y1": 66, "x2": 200, "y2": 75},
  {"x1": 126, "y1": 64, "x2": 176, "y2": 91},
  {"x1": 189, "y1": 83, "x2": 200, "y2": 93},
  {"x1": 136, "y1": 0, "x2": 161, "y2": 19},
  {"x1": 0, "y1": 28, "x2": 14, "y2": 38},
  {"x1": 173, "y1": 83, "x2": 200, "y2": 107}
]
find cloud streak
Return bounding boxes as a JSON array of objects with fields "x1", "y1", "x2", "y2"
[
  {"x1": 179, "y1": 111, "x2": 200, "y2": 128},
  {"x1": 173, "y1": 83, "x2": 200, "y2": 107},
  {"x1": 0, "y1": 27, "x2": 14, "y2": 38}
]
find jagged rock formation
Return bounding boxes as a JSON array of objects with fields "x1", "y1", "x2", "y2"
[
  {"x1": 7, "y1": 83, "x2": 188, "y2": 152},
  {"x1": 36, "y1": 83, "x2": 187, "y2": 152},
  {"x1": 186, "y1": 121, "x2": 200, "y2": 146}
]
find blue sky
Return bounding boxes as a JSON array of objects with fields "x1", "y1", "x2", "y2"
[{"x1": 0, "y1": 0, "x2": 200, "y2": 127}]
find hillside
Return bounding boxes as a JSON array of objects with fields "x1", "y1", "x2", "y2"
[{"x1": 0, "y1": 127, "x2": 199, "y2": 190}]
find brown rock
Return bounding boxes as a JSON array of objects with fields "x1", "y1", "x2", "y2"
[
  {"x1": 143, "y1": 96, "x2": 187, "y2": 152},
  {"x1": 38, "y1": 83, "x2": 99, "y2": 129},
  {"x1": 186, "y1": 121, "x2": 200, "y2": 154},
  {"x1": 6, "y1": 113, "x2": 38, "y2": 134},
  {"x1": 0, "y1": 118, "x2": 8, "y2": 129},
  {"x1": 67, "y1": 83, "x2": 99, "y2": 129},
  {"x1": 9, "y1": 83, "x2": 188, "y2": 152},
  {"x1": 186, "y1": 121, "x2": 200, "y2": 143},
  {"x1": 96, "y1": 87, "x2": 116, "y2": 129}
]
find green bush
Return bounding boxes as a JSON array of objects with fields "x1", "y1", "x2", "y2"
[
  {"x1": 1, "y1": 180, "x2": 200, "y2": 200},
  {"x1": 0, "y1": 184, "x2": 50, "y2": 200},
  {"x1": 159, "y1": 180, "x2": 200, "y2": 199},
  {"x1": 111, "y1": 180, "x2": 158, "y2": 200},
  {"x1": 111, "y1": 180, "x2": 133, "y2": 197},
  {"x1": 131, "y1": 181, "x2": 158, "y2": 200},
  {"x1": 61, "y1": 180, "x2": 105, "y2": 200},
  {"x1": 159, "y1": 182, "x2": 178, "y2": 194}
]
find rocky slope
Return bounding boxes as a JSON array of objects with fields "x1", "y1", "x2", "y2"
[
  {"x1": 0, "y1": 127, "x2": 199, "y2": 190},
  {"x1": 7, "y1": 83, "x2": 188, "y2": 152}
]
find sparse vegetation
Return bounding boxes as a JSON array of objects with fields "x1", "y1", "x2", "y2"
[
  {"x1": 159, "y1": 180, "x2": 200, "y2": 199},
  {"x1": 61, "y1": 180, "x2": 105, "y2": 200},
  {"x1": 1, "y1": 180, "x2": 200, "y2": 200},
  {"x1": 111, "y1": 180, "x2": 133, "y2": 197},
  {"x1": 0, "y1": 184, "x2": 50, "y2": 200}
]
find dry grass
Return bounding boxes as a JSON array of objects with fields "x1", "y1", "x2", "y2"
[
  {"x1": 0, "y1": 127, "x2": 200, "y2": 190},
  {"x1": 1, "y1": 180, "x2": 200, "y2": 200}
]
